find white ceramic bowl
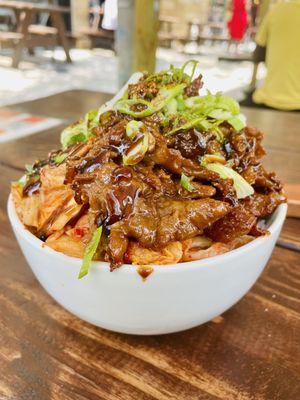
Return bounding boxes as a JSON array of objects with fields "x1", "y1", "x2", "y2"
[{"x1": 7, "y1": 195, "x2": 287, "y2": 335}]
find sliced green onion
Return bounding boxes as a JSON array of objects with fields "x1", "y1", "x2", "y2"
[
  {"x1": 227, "y1": 114, "x2": 246, "y2": 131},
  {"x1": 151, "y1": 84, "x2": 186, "y2": 109},
  {"x1": 19, "y1": 175, "x2": 27, "y2": 186},
  {"x1": 199, "y1": 119, "x2": 213, "y2": 131},
  {"x1": 165, "y1": 98, "x2": 178, "y2": 115},
  {"x1": 25, "y1": 164, "x2": 34, "y2": 174},
  {"x1": 61, "y1": 123, "x2": 86, "y2": 149},
  {"x1": 114, "y1": 98, "x2": 155, "y2": 118},
  {"x1": 214, "y1": 126, "x2": 224, "y2": 143},
  {"x1": 126, "y1": 120, "x2": 143, "y2": 139},
  {"x1": 60, "y1": 109, "x2": 99, "y2": 149},
  {"x1": 181, "y1": 59, "x2": 198, "y2": 82},
  {"x1": 53, "y1": 153, "x2": 67, "y2": 165},
  {"x1": 204, "y1": 163, "x2": 254, "y2": 199},
  {"x1": 184, "y1": 96, "x2": 198, "y2": 109},
  {"x1": 78, "y1": 226, "x2": 103, "y2": 279},
  {"x1": 184, "y1": 93, "x2": 240, "y2": 116},
  {"x1": 215, "y1": 95, "x2": 240, "y2": 115},
  {"x1": 208, "y1": 109, "x2": 232, "y2": 120},
  {"x1": 180, "y1": 173, "x2": 195, "y2": 192},
  {"x1": 184, "y1": 94, "x2": 217, "y2": 114},
  {"x1": 157, "y1": 111, "x2": 170, "y2": 128},
  {"x1": 123, "y1": 132, "x2": 149, "y2": 166},
  {"x1": 144, "y1": 61, "x2": 198, "y2": 85},
  {"x1": 85, "y1": 109, "x2": 99, "y2": 130},
  {"x1": 167, "y1": 116, "x2": 205, "y2": 136},
  {"x1": 115, "y1": 84, "x2": 186, "y2": 118},
  {"x1": 176, "y1": 95, "x2": 186, "y2": 111}
]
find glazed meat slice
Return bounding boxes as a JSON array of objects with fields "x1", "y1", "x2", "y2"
[
  {"x1": 206, "y1": 138, "x2": 224, "y2": 155},
  {"x1": 156, "y1": 198, "x2": 232, "y2": 246},
  {"x1": 171, "y1": 129, "x2": 216, "y2": 160},
  {"x1": 184, "y1": 75, "x2": 203, "y2": 97},
  {"x1": 243, "y1": 192, "x2": 285, "y2": 218},
  {"x1": 226, "y1": 126, "x2": 266, "y2": 173},
  {"x1": 133, "y1": 165, "x2": 177, "y2": 197},
  {"x1": 207, "y1": 191, "x2": 286, "y2": 243},
  {"x1": 206, "y1": 205, "x2": 256, "y2": 243},
  {"x1": 127, "y1": 80, "x2": 159, "y2": 100},
  {"x1": 108, "y1": 197, "x2": 158, "y2": 267},
  {"x1": 212, "y1": 177, "x2": 237, "y2": 205},
  {"x1": 65, "y1": 141, "x2": 109, "y2": 184},
  {"x1": 76, "y1": 163, "x2": 148, "y2": 223},
  {"x1": 238, "y1": 163, "x2": 282, "y2": 194},
  {"x1": 108, "y1": 197, "x2": 231, "y2": 267},
  {"x1": 72, "y1": 162, "x2": 117, "y2": 207},
  {"x1": 253, "y1": 167, "x2": 283, "y2": 193},
  {"x1": 148, "y1": 131, "x2": 219, "y2": 180},
  {"x1": 178, "y1": 182, "x2": 216, "y2": 199}
]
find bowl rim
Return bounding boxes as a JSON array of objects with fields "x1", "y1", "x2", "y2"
[{"x1": 7, "y1": 194, "x2": 287, "y2": 275}]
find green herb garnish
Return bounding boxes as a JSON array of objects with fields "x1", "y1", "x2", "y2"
[
  {"x1": 126, "y1": 120, "x2": 143, "y2": 139},
  {"x1": 180, "y1": 173, "x2": 195, "y2": 192},
  {"x1": 78, "y1": 226, "x2": 103, "y2": 279},
  {"x1": 61, "y1": 109, "x2": 99, "y2": 149},
  {"x1": 204, "y1": 163, "x2": 254, "y2": 199},
  {"x1": 123, "y1": 132, "x2": 149, "y2": 166},
  {"x1": 53, "y1": 153, "x2": 67, "y2": 165},
  {"x1": 227, "y1": 114, "x2": 246, "y2": 131},
  {"x1": 114, "y1": 84, "x2": 186, "y2": 118}
]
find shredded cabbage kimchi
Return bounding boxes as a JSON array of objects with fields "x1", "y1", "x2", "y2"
[{"x1": 11, "y1": 61, "x2": 286, "y2": 278}]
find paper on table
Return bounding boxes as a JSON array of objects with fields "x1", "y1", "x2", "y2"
[{"x1": 0, "y1": 108, "x2": 63, "y2": 143}]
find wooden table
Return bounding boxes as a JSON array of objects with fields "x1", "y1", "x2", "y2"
[
  {"x1": 0, "y1": 0, "x2": 71, "y2": 68},
  {"x1": 1, "y1": 90, "x2": 300, "y2": 400}
]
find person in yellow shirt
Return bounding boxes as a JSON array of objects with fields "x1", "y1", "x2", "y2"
[{"x1": 253, "y1": 1, "x2": 300, "y2": 110}]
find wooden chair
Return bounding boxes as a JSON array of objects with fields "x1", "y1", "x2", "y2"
[
  {"x1": 0, "y1": 31, "x2": 23, "y2": 49},
  {"x1": 80, "y1": 6, "x2": 115, "y2": 50}
]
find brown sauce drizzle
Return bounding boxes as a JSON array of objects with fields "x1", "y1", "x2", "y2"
[
  {"x1": 137, "y1": 265, "x2": 154, "y2": 281},
  {"x1": 112, "y1": 166, "x2": 132, "y2": 183},
  {"x1": 172, "y1": 129, "x2": 215, "y2": 159},
  {"x1": 106, "y1": 185, "x2": 140, "y2": 225},
  {"x1": 76, "y1": 151, "x2": 108, "y2": 174},
  {"x1": 104, "y1": 166, "x2": 140, "y2": 225}
]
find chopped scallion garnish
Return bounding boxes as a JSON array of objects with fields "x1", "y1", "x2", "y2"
[
  {"x1": 204, "y1": 163, "x2": 254, "y2": 199},
  {"x1": 53, "y1": 153, "x2": 67, "y2": 165},
  {"x1": 78, "y1": 226, "x2": 103, "y2": 279},
  {"x1": 180, "y1": 173, "x2": 195, "y2": 192},
  {"x1": 123, "y1": 132, "x2": 149, "y2": 166},
  {"x1": 227, "y1": 114, "x2": 246, "y2": 131},
  {"x1": 126, "y1": 120, "x2": 143, "y2": 139}
]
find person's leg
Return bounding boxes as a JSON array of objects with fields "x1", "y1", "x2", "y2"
[{"x1": 240, "y1": 90, "x2": 269, "y2": 109}]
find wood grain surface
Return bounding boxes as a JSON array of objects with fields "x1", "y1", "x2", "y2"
[{"x1": 0, "y1": 91, "x2": 299, "y2": 400}]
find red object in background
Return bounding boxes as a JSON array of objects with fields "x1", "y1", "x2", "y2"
[
  {"x1": 228, "y1": 0, "x2": 248, "y2": 41},
  {"x1": 22, "y1": 116, "x2": 45, "y2": 123}
]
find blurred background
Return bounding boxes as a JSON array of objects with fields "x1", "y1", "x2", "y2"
[{"x1": 0, "y1": 0, "x2": 271, "y2": 107}]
